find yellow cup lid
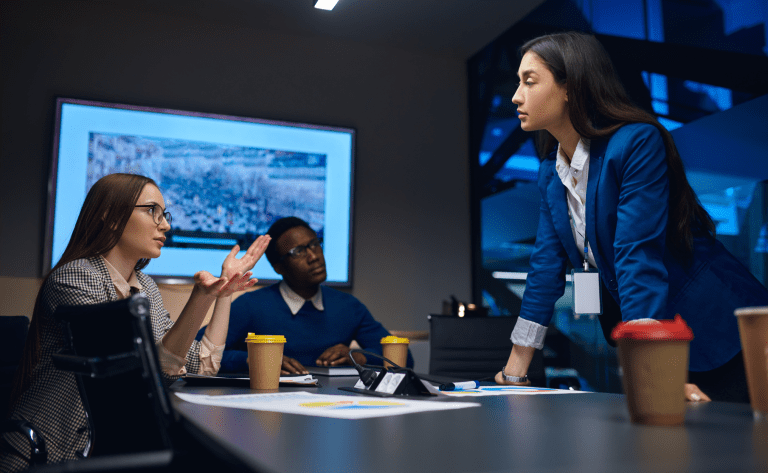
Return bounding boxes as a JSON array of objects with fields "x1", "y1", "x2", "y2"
[
  {"x1": 381, "y1": 335, "x2": 409, "y2": 344},
  {"x1": 245, "y1": 333, "x2": 287, "y2": 343}
]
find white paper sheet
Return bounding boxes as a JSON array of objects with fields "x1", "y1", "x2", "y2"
[
  {"x1": 183, "y1": 373, "x2": 319, "y2": 385},
  {"x1": 175, "y1": 391, "x2": 479, "y2": 419},
  {"x1": 305, "y1": 367, "x2": 360, "y2": 376},
  {"x1": 438, "y1": 386, "x2": 588, "y2": 396}
]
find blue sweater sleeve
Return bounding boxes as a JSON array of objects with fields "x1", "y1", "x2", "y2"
[
  {"x1": 194, "y1": 319, "x2": 248, "y2": 373},
  {"x1": 350, "y1": 300, "x2": 415, "y2": 368},
  {"x1": 219, "y1": 293, "x2": 255, "y2": 373},
  {"x1": 221, "y1": 348, "x2": 248, "y2": 373}
]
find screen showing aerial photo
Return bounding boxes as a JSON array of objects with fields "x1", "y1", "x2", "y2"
[
  {"x1": 87, "y1": 132, "x2": 327, "y2": 250},
  {"x1": 49, "y1": 100, "x2": 354, "y2": 283}
]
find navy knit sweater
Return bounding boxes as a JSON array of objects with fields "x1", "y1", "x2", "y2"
[{"x1": 204, "y1": 283, "x2": 413, "y2": 372}]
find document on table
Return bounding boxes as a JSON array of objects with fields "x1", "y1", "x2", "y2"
[
  {"x1": 438, "y1": 386, "x2": 588, "y2": 396},
  {"x1": 279, "y1": 374, "x2": 318, "y2": 385},
  {"x1": 183, "y1": 373, "x2": 319, "y2": 386},
  {"x1": 305, "y1": 366, "x2": 360, "y2": 376},
  {"x1": 175, "y1": 391, "x2": 479, "y2": 419}
]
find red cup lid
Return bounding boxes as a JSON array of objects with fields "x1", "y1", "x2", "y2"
[{"x1": 610, "y1": 314, "x2": 694, "y2": 341}]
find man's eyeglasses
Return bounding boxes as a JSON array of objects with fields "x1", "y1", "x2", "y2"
[
  {"x1": 135, "y1": 204, "x2": 172, "y2": 226},
  {"x1": 281, "y1": 238, "x2": 323, "y2": 261}
]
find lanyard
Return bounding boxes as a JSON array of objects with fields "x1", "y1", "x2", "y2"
[{"x1": 567, "y1": 207, "x2": 591, "y2": 272}]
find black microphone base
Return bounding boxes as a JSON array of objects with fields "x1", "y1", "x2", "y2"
[{"x1": 337, "y1": 387, "x2": 435, "y2": 398}]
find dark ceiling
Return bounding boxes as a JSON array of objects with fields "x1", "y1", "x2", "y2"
[{"x1": 126, "y1": 0, "x2": 547, "y2": 59}]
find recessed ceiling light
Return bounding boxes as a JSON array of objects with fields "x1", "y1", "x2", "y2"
[{"x1": 315, "y1": 0, "x2": 339, "y2": 11}]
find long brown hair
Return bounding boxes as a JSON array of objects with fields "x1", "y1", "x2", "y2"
[
  {"x1": 9, "y1": 173, "x2": 157, "y2": 410},
  {"x1": 521, "y1": 31, "x2": 716, "y2": 254}
]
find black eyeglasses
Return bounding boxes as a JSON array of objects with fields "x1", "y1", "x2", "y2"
[
  {"x1": 281, "y1": 238, "x2": 323, "y2": 261},
  {"x1": 135, "y1": 204, "x2": 172, "y2": 226}
]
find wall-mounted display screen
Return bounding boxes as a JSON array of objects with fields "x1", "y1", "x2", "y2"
[{"x1": 45, "y1": 98, "x2": 355, "y2": 285}]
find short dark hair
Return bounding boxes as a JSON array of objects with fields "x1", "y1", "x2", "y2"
[{"x1": 265, "y1": 217, "x2": 315, "y2": 268}]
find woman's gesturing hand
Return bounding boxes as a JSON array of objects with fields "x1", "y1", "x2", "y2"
[
  {"x1": 194, "y1": 235, "x2": 271, "y2": 298},
  {"x1": 221, "y1": 235, "x2": 271, "y2": 281}
]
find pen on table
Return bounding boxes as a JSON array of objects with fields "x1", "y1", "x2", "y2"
[{"x1": 439, "y1": 381, "x2": 480, "y2": 391}]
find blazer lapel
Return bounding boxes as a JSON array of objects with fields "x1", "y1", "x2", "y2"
[
  {"x1": 546, "y1": 165, "x2": 582, "y2": 267},
  {"x1": 90, "y1": 255, "x2": 119, "y2": 301},
  {"x1": 586, "y1": 139, "x2": 607, "y2": 270}
]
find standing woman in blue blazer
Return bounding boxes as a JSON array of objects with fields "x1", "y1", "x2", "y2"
[{"x1": 494, "y1": 32, "x2": 768, "y2": 403}]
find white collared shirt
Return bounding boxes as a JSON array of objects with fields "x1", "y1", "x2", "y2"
[
  {"x1": 101, "y1": 255, "x2": 142, "y2": 298},
  {"x1": 279, "y1": 280, "x2": 324, "y2": 315},
  {"x1": 555, "y1": 139, "x2": 597, "y2": 268}
]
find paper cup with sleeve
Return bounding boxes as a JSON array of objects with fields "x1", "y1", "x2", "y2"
[
  {"x1": 734, "y1": 306, "x2": 768, "y2": 419},
  {"x1": 245, "y1": 334, "x2": 286, "y2": 391},
  {"x1": 380, "y1": 336, "x2": 409, "y2": 369},
  {"x1": 611, "y1": 315, "x2": 693, "y2": 426}
]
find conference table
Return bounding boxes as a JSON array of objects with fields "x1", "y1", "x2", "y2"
[{"x1": 171, "y1": 374, "x2": 768, "y2": 473}]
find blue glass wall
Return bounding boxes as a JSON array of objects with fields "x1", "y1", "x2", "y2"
[{"x1": 468, "y1": 0, "x2": 768, "y2": 390}]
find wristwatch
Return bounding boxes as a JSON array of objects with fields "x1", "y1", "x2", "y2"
[{"x1": 501, "y1": 366, "x2": 528, "y2": 383}]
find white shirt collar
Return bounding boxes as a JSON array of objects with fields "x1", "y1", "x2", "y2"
[
  {"x1": 101, "y1": 255, "x2": 142, "y2": 299},
  {"x1": 552, "y1": 138, "x2": 597, "y2": 268},
  {"x1": 555, "y1": 138, "x2": 591, "y2": 180},
  {"x1": 279, "y1": 280, "x2": 324, "y2": 315}
]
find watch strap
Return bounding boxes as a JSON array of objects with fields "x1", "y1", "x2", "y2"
[{"x1": 501, "y1": 366, "x2": 528, "y2": 383}]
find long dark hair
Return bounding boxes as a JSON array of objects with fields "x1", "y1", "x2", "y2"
[
  {"x1": 9, "y1": 173, "x2": 157, "y2": 410},
  {"x1": 521, "y1": 31, "x2": 715, "y2": 254}
]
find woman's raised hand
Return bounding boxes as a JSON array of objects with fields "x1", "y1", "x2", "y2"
[
  {"x1": 193, "y1": 234, "x2": 271, "y2": 298},
  {"x1": 221, "y1": 234, "x2": 271, "y2": 278}
]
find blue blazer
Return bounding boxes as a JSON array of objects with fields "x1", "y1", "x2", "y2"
[{"x1": 520, "y1": 123, "x2": 768, "y2": 372}]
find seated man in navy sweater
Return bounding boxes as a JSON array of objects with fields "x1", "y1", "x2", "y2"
[{"x1": 205, "y1": 216, "x2": 413, "y2": 374}]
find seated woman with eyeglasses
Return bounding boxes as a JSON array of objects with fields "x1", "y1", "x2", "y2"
[{"x1": 1, "y1": 173, "x2": 270, "y2": 471}]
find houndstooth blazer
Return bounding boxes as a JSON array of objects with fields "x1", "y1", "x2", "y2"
[{"x1": 0, "y1": 256, "x2": 202, "y2": 471}]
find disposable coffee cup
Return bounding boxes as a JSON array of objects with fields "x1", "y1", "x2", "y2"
[
  {"x1": 734, "y1": 306, "x2": 768, "y2": 419},
  {"x1": 611, "y1": 315, "x2": 693, "y2": 426},
  {"x1": 380, "y1": 336, "x2": 409, "y2": 369},
  {"x1": 245, "y1": 333, "x2": 286, "y2": 391}
]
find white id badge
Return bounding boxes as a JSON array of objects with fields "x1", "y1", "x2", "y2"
[{"x1": 571, "y1": 268, "x2": 602, "y2": 315}]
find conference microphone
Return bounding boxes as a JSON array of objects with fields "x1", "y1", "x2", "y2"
[
  {"x1": 342, "y1": 349, "x2": 435, "y2": 397},
  {"x1": 347, "y1": 350, "x2": 378, "y2": 387}
]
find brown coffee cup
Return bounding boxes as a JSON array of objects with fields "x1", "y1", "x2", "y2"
[
  {"x1": 734, "y1": 306, "x2": 768, "y2": 419},
  {"x1": 380, "y1": 336, "x2": 409, "y2": 369},
  {"x1": 611, "y1": 315, "x2": 693, "y2": 426},
  {"x1": 245, "y1": 333, "x2": 286, "y2": 391}
]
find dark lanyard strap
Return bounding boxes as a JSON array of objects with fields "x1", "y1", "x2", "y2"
[{"x1": 568, "y1": 207, "x2": 591, "y2": 271}]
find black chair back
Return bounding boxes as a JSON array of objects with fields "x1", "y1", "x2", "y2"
[
  {"x1": 0, "y1": 315, "x2": 30, "y2": 417},
  {"x1": 428, "y1": 314, "x2": 545, "y2": 384},
  {"x1": 52, "y1": 294, "x2": 173, "y2": 458}
]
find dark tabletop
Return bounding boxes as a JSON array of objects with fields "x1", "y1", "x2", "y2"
[{"x1": 171, "y1": 375, "x2": 768, "y2": 473}]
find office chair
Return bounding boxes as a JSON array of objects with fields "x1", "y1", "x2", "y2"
[
  {"x1": 1, "y1": 315, "x2": 49, "y2": 467},
  {"x1": 428, "y1": 314, "x2": 545, "y2": 386},
  {"x1": 35, "y1": 294, "x2": 247, "y2": 473},
  {"x1": 1, "y1": 315, "x2": 30, "y2": 413},
  {"x1": 41, "y1": 294, "x2": 175, "y2": 471}
]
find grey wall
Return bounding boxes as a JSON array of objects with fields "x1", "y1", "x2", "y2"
[{"x1": 0, "y1": 2, "x2": 472, "y2": 331}]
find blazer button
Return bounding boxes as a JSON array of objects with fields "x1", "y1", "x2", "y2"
[{"x1": 608, "y1": 279, "x2": 618, "y2": 290}]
